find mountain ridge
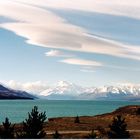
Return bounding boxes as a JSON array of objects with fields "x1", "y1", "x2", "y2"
[
  {"x1": 0, "y1": 84, "x2": 36, "y2": 99},
  {"x1": 38, "y1": 81, "x2": 140, "y2": 100}
]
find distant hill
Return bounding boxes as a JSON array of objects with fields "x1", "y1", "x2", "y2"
[{"x1": 0, "y1": 84, "x2": 36, "y2": 99}]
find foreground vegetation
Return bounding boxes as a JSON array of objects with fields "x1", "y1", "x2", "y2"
[{"x1": 0, "y1": 105, "x2": 139, "y2": 139}]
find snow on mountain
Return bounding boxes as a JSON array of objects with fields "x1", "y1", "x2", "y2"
[
  {"x1": 3, "y1": 80, "x2": 140, "y2": 100},
  {"x1": 79, "y1": 85, "x2": 140, "y2": 100},
  {"x1": 39, "y1": 81, "x2": 84, "y2": 99},
  {"x1": 38, "y1": 82, "x2": 140, "y2": 100}
]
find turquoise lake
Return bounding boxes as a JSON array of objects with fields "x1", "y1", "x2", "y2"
[{"x1": 0, "y1": 100, "x2": 140, "y2": 123}]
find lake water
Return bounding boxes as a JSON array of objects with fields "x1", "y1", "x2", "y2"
[{"x1": 0, "y1": 100, "x2": 140, "y2": 123}]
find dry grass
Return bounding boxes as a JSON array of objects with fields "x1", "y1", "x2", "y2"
[
  {"x1": 44, "y1": 105, "x2": 140, "y2": 138},
  {"x1": 13, "y1": 105, "x2": 140, "y2": 138}
]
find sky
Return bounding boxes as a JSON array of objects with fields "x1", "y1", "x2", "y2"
[{"x1": 0, "y1": 0, "x2": 140, "y2": 89}]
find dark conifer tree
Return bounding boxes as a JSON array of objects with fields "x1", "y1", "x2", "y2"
[
  {"x1": 74, "y1": 115, "x2": 80, "y2": 123},
  {"x1": 20, "y1": 106, "x2": 47, "y2": 139},
  {"x1": 0, "y1": 117, "x2": 15, "y2": 139},
  {"x1": 108, "y1": 115, "x2": 130, "y2": 139},
  {"x1": 136, "y1": 108, "x2": 140, "y2": 115}
]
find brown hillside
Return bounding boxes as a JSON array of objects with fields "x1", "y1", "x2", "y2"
[
  {"x1": 45, "y1": 105, "x2": 140, "y2": 138},
  {"x1": 14, "y1": 105, "x2": 140, "y2": 139}
]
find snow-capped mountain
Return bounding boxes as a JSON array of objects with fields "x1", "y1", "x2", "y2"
[
  {"x1": 79, "y1": 85, "x2": 140, "y2": 100},
  {"x1": 0, "y1": 84, "x2": 36, "y2": 99},
  {"x1": 38, "y1": 81, "x2": 140, "y2": 100},
  {"x1": 3, "y1": 80, "x2": 140, "y2": 100},
  {"x1": 39, "y1": 81, "x2": 84, "y2": 99}
]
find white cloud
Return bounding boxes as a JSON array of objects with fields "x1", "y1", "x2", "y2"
[
  {"x1": 3, "y1": 80, "x2": 49, "y2": 93},
  {"x1": 13, "y1": 0, "x2": 140, "y2": 20},
  {"x1": 0, "y1": 0, "x2": 140, "y2": 63},
  {"x1": 45, "y1": 50, "x2": 74, "y2": 57},
  {"x1": 2, "y1": 80, "x2": 22, "y2": 90},
  {"x1": 22, "y1": 81, "x2": 49, "y2": 93},
  {"x1": 60, "y1": 58, "x2": 103, "y2": 66}
]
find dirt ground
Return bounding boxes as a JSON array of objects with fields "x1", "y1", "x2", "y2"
[
  {"x1": 44, "y1": 105, "x2": 140, "y2": 138},
  {"x1": 14, "y1": 105, "x2": 140, "y2": 138}
]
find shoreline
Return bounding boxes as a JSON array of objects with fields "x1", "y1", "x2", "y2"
[{"x1": 13, "y1": 105, "x2": 140, "y2": 138}]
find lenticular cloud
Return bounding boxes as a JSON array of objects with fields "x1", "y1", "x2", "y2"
[{"x1": 0, "y1": 0, "x2": 140, "y2": 62}]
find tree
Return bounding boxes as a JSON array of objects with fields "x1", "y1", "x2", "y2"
[
  {"x1": 53, "y1": 130, "x2": 61, "y2": 139},
  {"x1": 19, "y1": 106, "x2": 47, "y2": 138},
  {"x1": 107, "y1": 115, "x2": 130, "y2": 139},
  {"x1": 136, "y1": 108, "x2": 140, "y2": 115},
  {"x1": 0, "y1": 117, "x2": 15, "y2": 139},
  {"x1": 74, "y1": 115, "x2": 80, "y2": 123}
]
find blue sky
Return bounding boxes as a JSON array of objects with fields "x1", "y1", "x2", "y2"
[{"x1": 0, "y1": 0, "x2": 140, "y2": 88}]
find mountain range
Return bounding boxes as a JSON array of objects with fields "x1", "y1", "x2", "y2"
[
  {"x1": 38, "y1": 81, "x2": 140, "y2": 101},
  {"x1": 1, "y1": 81, "x2": 140, "y2": 101},
  {"x1": 0, "y1": 84, "x2": 36, "y2": 99}
]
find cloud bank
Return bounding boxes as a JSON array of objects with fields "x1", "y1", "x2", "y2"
[
  {"x1": 2, "y1": 80, "x2": 49, "y2": 93},
  {"x1": 0, "y1": 0, "x2": 140, "y2": 74},
  {"x1": 11, "y1": 0, "x2": 140, "y2": 20}
]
